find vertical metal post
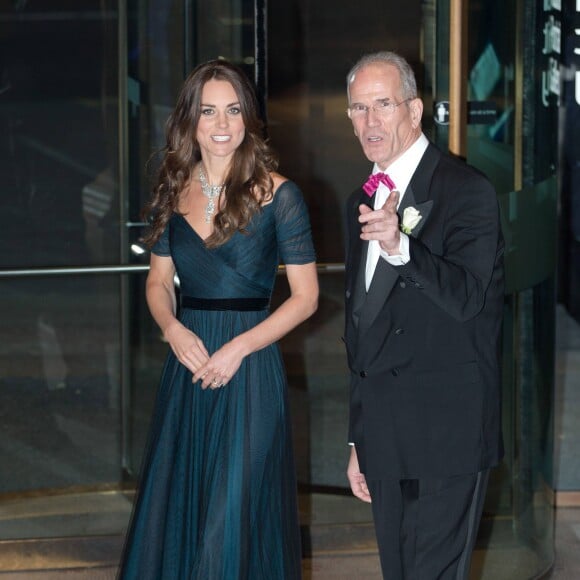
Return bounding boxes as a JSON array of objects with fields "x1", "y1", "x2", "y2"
[
  {"x1": 449, "y1": 0, "x2": 468, "y2": 158},
  {"x1": 118, "y1": 0, "x2": 132, "y2": 476},
  {"x1": 184, "y1": 0, "x2": 194, "y2": 76},
  {"x1": 254, "y1": 0, "x2": 268, "y2": 123},
  {"x1": 514, "y1": 0, "x2": 524, "y2": 191}
]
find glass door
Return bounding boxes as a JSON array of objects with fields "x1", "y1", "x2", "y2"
[
  {"x1": 0, "y1": 1, "x2": 124, "y2": 547},
  {"x1": 434, "y1": 1, "x2": 557, "y2": 576}
]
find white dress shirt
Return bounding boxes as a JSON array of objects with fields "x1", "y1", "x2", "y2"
[{"x1": 364, "y1": 134, "x2": 429, "y2": 290}]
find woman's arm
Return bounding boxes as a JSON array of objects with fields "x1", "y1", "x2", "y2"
[
  {"x1": 193, "y1": 261, "x2": 318, "y2": 389},
  {"x1": 146, "y1": 253, "x2": 209, "y2": 375}
]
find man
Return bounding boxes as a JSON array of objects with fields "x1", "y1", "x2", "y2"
[{"x1": 343, "y1": 51, "x2": 504, "y2": 579}]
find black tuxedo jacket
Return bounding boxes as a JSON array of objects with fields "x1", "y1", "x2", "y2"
[{"x1": 344, "y1": 142, "x2": 505, "y2": 480}]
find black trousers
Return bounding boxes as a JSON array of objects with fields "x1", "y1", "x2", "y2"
[{"x1": 367, "y1": 470, "x2": 489, "y2": 580}]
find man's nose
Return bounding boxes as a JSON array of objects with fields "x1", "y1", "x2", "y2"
[{"x1": 365, "y1": 107, "x2": 380, "y2": 126}]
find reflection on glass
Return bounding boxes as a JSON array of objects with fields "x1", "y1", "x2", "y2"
[
  {"x1": 469, "y1": 180, "x2": 557, "y2": 577},
  {"x1": 194, "y1": 0, "x2": 255, "y2": 66},
  {"x1": 0, "y1": 2, "x2": 122, "y2": 541},
  {"x1": 0, "y1": 4, "x2": 120, "y2": 268},
  {"x1": 0, "y1": 275, "x2": 122, "y2": 538}
]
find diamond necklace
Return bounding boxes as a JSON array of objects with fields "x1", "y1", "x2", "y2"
[{"x1": 199, "y1": 167, "x2": 224, "y2": 223}]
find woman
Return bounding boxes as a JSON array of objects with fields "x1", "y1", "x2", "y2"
[{"x1": 117, "y1": 60, "x2": 318, "y2": 579}]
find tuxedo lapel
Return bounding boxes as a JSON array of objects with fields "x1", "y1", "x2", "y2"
[
  {"x1": 349, "y1": 191, "x2": 372, "y2": 329},
  {"x1": 398, "y1": 143, "x2": 440, "y2": 237},
  {"x1": 398, "y1": 185, "x2": 417, "y2": 215},
  {"x1": 399, "y1": 186, "x2": 433, "y2": 238},
  {"x1": 357, "y1": 144, "x2": 440, "y2": 337},
  {"x1": 409, "y1": 142, "x2": 440, "y2": 200},
  {"x1": 358, "y1": 190, "x2": 416, "y2": 334}
]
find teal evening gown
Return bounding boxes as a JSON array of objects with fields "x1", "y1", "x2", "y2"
[{"x1": 117, "y1": 181, "x2": 315, "y2": 580}]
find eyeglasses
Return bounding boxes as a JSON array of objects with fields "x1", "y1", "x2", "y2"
[{"x1": 347, "y1": 98, "x2": 411, "y2": 118}]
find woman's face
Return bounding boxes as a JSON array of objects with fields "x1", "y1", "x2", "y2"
[{"x1": 196, "y1": 79, "x2": 246, "y2": 163}]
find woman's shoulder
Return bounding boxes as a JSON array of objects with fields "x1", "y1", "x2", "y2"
[
  {"x1": 271, "y1": 172, "x2": 288, "y2": 193},
  {"x1": 268, "y1": 172, "x2": 302, "y2": 204}
]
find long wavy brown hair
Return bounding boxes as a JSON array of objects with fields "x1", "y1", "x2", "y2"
[{"x1": 142, "y1": 59, "x2": 278, "y2": 249}]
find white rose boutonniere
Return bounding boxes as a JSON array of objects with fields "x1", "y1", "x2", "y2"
[{"x1": 400, "y1": 206, "x2": 422, "y2": 235}]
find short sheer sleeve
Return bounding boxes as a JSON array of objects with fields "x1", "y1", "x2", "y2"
[
  {"x1": 273, "y1": 181, "x2": 316, "y2": 265},
  {"x1": 150, "y1": 221, "x2": 171, "y2": 256}
]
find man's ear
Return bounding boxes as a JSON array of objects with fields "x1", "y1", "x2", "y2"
[
  {"x1": 346, "y1": 108, "x2": 358, "y2": 136},
  {"x1": 410, "y1": 98, "x2": 424, "y2": 128}
]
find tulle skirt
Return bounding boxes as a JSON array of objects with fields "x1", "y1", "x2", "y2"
[{"x1": 117, "y1": 309, "x2": 302, "y2": 580}]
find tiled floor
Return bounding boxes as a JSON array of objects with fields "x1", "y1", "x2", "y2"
[
  {"x1": 554, "y1": 306, "x2": 580, "y2": 492},
  {"x1": 0, "y1": 504, "x2": 578, "y2": 579},
  {"x1": 547, "y1": 306, "x2": 580, "y2": 579}
]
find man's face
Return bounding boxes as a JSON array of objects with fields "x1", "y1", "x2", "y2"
[{"x1": 347, "y1": 63, "x2": 423, "y2": 170}]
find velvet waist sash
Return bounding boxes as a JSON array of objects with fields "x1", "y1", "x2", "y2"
[{"x1": 180, "y1": 296, "x2": 269, "y2": 311}]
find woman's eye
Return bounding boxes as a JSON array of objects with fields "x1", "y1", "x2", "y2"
[
  {"x1": 200, "y1": 108, "x2": 215, "y2": 115},
  {"x1": 228, "y1": 107, "x2": 241, "y2": 115}
]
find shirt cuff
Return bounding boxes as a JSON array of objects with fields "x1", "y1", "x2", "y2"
[{"x1": 381, "y1": 233, "x2": 410, "y2": 265}]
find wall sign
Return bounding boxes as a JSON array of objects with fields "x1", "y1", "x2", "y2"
[
  {"x1": 434, "y1": 101, "x2": 449, "y2": 125},
  {"x1": 433, "y1": 100, "x2": 497, "y2": 125}
]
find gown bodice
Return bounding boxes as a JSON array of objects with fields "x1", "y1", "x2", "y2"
[{"x1": 152, "y1": 180, "x2": 315, "y2": 300}]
